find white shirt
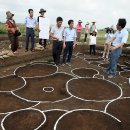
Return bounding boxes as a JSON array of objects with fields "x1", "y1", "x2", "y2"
[
  {"x1": 105, "y1": 33, "x2": 114, "y2": 44},
  {"x1": 64, "y1": 28, "x2": 77, "y2": 42},
  {"x1": 89, "y1": 35, "x2": 96, "y2": 45},
  {"x1": 51, "y1": 26, "x2": 64, "y2": 41},
  {"x1": 25, "y1": 16, "x2": 37, "y2": 28},
  {"x1": 112, "y1": 28, "x2": 128, "y2": 46}
]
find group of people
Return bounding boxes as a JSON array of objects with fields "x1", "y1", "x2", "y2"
[{"x1": 5, "y1": 8, "x2": 129, "y2": 78}]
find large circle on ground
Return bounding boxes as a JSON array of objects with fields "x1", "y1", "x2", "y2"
[
  {"x1": 2, "y1": 109, "x2": 46, "y2": 130},
  {"x1": 119, "y1": 71, "x2": 130, "y2": 79},
  {"x1": 106, "y1": 98, "x2": 130, "y2": 130},
  {"x1": 13, "y1": 73, "x2": 74, "y2": 102},
  {"x1": 71, "y1": 68, "x2": 99, "y2": 78},
  {"x1": 0, "y1": 92, "x2": 36, "y2": 114},
  {"x1": 54, "y1": 109, "x2": 122, "y2": 130},
  {"x1": 0, "y1": 75, "x2": 25, "y2": 92},
  {"x1": 67, "y1": 78, "x2": 122, "y2": 101},
  {"x1": 14, "y1": 63, "x2": 58, "y2": 78}
]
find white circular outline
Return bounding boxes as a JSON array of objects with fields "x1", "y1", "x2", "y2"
[
  {"x1": 0, "y1": 74, "x2": 26, "y2": 93},
  {"x1": 98, "y1": 63, "x2": 126, "y2": 73},
  {"x1": 71, "y1": 67, "x2": 99, "y2": 78},
  {"x1": 12, "y1": 72, "x2": 75, "y2": 103},
  {"x1": 104, "y1": 97, "x2": 130, "y2": 113},
  {"x1": 54, "y1": 109, "x2": 121, "y2": 130},
  {"x1": 66, "y1": 77, "x2": 123, "y2": 102},
  {"x1": 14, "y1": 63, "x2": 58, "y2": 78},
  {"x1": 119, "y1": 70, "x2": 130, "y2": 79},
  {"x1": 43, "y1": 87, "x2": 54, "y2": 93},
  {"x1": 1, "y1": 108, "x2": 46, "y2": 130}
]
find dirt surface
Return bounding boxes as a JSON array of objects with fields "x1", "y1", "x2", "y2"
[
  {"x1": 72, "y1": 68, "x2": 99, "y2": 77},
  {"x1": 0, "y1": 92, "x2": 36, "y2": 113},
  {"x1": 39, "y1": 110, "x2": 66, "y2": 130},
  {"x1": 54, "y1": 110, "x2": 122, "y2": 130},
  {"x1": 67, "y1": 78, "x2": 121, "y2": 101},
  {"x1": 120, "y1": 71, "x2": 130, "y2": 78},
  {"x1": 0, "y1": 37, "x2": 130, "y2": 130},
  {"x1": 0, "y1": 75, "x2": 25, "y2": 91},
  {"x1": 13, "y1": 73, "x2": 73, "y2": 102},
  {"x1": 106, "y1": 98, "x2": 130, "y2": 130},
  {"x1": 3, "y1": 109, "x2": 45, "y2": 130},
  {"x1": 15, "y1": 63, "x2": 58, "y2": 77}
]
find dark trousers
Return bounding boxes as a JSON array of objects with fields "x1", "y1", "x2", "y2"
[
  {"x1": 39, "y1": 39, "x2": 47, "y2": 48},
  {"x1": 90, "y1": 45, "x2": 96, "y2": 55},
  {"x1": 63, "y1": 42, "x2": 74, "y2": 63},
  {"x1": 84, "y1": 33, "x2": 88, "y2": 42},
  {"x1": 52, "y1": 40, "x2": 63, "y2": 65},
  {"x1": 26, "y1": 28, "x2": 35, "y2": 50},
  {"x1": 8, "y1": 33, "x2": 19, "y2": 52}
]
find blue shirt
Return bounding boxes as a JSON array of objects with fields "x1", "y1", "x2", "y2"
[
  {"x1": 63, "y1": 28, "x2": 77, "y2": 42},
  {"x1": 112, "y1": 28, "x2": 128, "y2": 46},
  {"x1": 25, "y1": 16, "x2": 37, "y2": 28}
]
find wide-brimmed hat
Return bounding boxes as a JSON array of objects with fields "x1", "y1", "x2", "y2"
[
  {"x1": 6, "y1": 11, "x2": 14, "y2": 19},
  {"x1": 86, "y1": 22, "x2": 89, "y2": 25},
  {"x1": 78, "y1": 20, "x2": 82, "y2": 23},
  {"x1": 39, "y1": 8, "x2": 46, "y2": 13},
  {"x1": 92, "y1": 21, "x2": 96, "y2": 23}
]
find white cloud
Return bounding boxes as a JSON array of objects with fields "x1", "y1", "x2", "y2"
[{"x1": 0, "y1": 0, "x2": 130, "y2": 29}]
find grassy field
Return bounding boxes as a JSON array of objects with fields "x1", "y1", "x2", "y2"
[{"x1": 0, "y1": 23, "x2": 130, "y2": 44}]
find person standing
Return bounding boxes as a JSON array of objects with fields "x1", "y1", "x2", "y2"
[
  {"x1": 76, "y1": 20, "x2": 83, "y2": 42},
  {"x1": 84, "y1": 22, "x2": 89, "y2": 42},
  {"x1": 102, "y1": 28, "x2": 115, "y2": 59},
  {"x1": 25, "y1": 9, "x2": 37, "y2": 52},
  {"x1": 5, "y1": 11, "x2": 19, "y2": 54},
  {"x1": 63, "y1": 20, "x2": 77, "y2": 66},
  {"x1": 106, "y1": 19, "x2": 128, "y2": 78},
  {"x1": 90, "y1": 21, "x2": 97, "y2": 34},
  {"x1": 50, "y1": 17, "x2": 64, "y2": 65},
  {"x1": 89, "y1": 31, "x2": 97, "y2": 55},
  {"x1": 37, "y1": 8, "x2": 48, "y2": 49}
]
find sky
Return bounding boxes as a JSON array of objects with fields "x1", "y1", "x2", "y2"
[{"x1": 0, "y1": 0, "x2": 130, "y2": 29}]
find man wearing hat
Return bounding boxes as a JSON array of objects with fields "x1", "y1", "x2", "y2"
[
  {"x1": 25, "y1": 9, "x2": 37, "y2": 52},
  {"x1": 76, "y1": 20, "x2": 83, "y2": 42},
  {"x1": 37, "y1": 8, "x2": 49, "y2": 49},
  {"x1": 84, "y1": 22, "x2": 89, "y2": 42},
  {"x1": 90, "y1": 21, "x2": 97, "y2": 34},
  {"x1": 5, "y1": 11, "x2": 19, "y2": 54}
]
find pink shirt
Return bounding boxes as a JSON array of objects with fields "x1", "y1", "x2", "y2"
[{"x1": 76, "y1": 24, "x2": 82, "y2": 33}]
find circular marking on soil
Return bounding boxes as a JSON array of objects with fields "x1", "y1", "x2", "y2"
[
  {"x1": 1, "y1": 108, "x2": 46, "y2": 130},
  {"x1": 0, "y1": 75, "x2": 26, "y2": 92},
  {"x1": 98, "y1": 63, "x2": 122, "y2": 72},
  {"x1": 89, "y1": 61, "x2": 101, "y2": 66},
  {"x1": 40, "y1": 109, "x2": 67, "y2": 130},
  {"x1": 124, "y1": 61, "x2": 130, "y2": 67},
  {"x1": 43, "y1": 87, "x2": 54, "y2": 93},
  {"x1": 105, "y1": 97, "x2": 130, "y2": 130},
  {"x1": 119, "y1": 70, "x2": 130, "y2": 79},
  {"x1": 13, "y1": 72, "x2": 74, "y2": 103},
  {"x1": 84, "y1": 57, "x2": 104, "y2": 62},
  {"x1": 93, "y1": 74, "x2": 104, "y2": 79},
  {"x1": 0, "y1": 92, "x2": 37, "y2": 114},
  {"x1": 121, "y1": 66, "x2": 130, "y2": 71},
  {"x1": 14, "y1": 63, "x2": 58, "y2": 78},
  {"x1": 71, "y1": 68, "x2": 99, "y2": 78},
  {"x1": 54, "y1": 109, "x2": 122, "y2": 130},
  {"x1": 67, "y1": 78, "x2": 122, "y2": 102}
]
